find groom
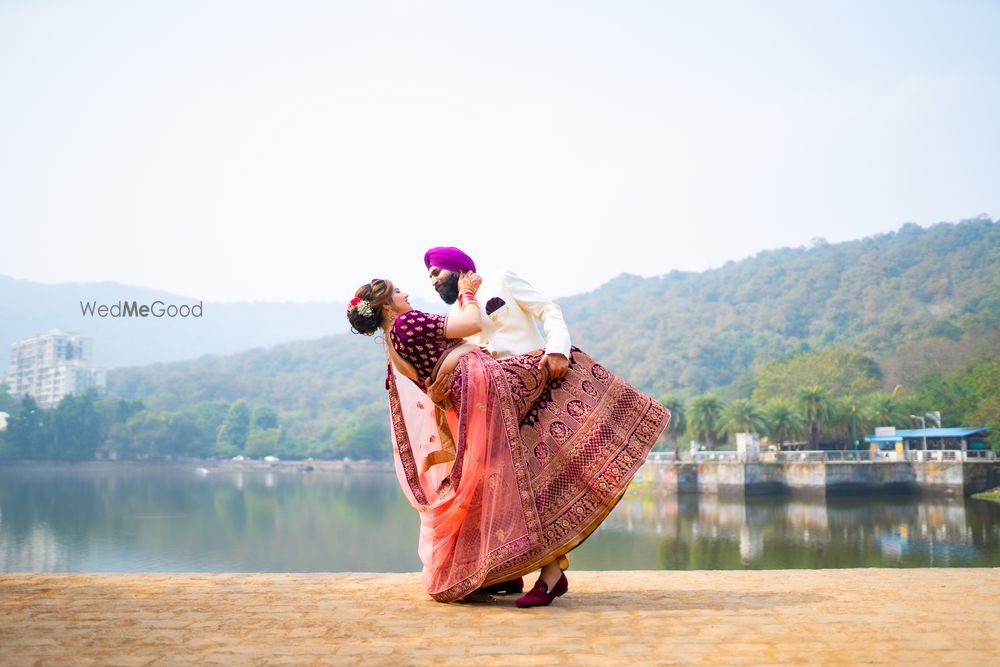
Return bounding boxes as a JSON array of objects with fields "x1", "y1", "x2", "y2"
[
  {"x1": 423, "y1": 245, "x2": 572, "y2": 598},
  {"x1": 423, "y1": 246, "x2": 571, "y2": 378}
]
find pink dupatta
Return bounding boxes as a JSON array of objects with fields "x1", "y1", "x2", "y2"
[{"x1": 388, "y1": 350, "x2": 541, "y2": 601}]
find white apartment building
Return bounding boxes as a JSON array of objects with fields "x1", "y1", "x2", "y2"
[{"x1": 4, "y1": 330, "x2": 106, "y2": 408}]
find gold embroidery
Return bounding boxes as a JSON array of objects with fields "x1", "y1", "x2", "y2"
[{"x1": 422, "y1": 448, "x2": 456, "y2": 472}]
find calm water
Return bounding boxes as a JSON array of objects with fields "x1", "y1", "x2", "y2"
[{"x1": 2, "y1": 463, "x2": 999, "y2": 572}]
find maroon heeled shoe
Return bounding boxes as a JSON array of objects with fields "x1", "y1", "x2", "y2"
[
  {"x1": 478, "y1": 576, "x2": 524, "y2": 595},
  {"x1": 515, "y1": 572, "x2": 568, "y2": 608}
]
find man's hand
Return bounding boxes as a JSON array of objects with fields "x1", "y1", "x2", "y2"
[
  {"x1": 538, "y1": 353, "x2": 569, "y2": 379},
  {"x1": 426, "y1": 371, "x2": 453, "y2": 404}
]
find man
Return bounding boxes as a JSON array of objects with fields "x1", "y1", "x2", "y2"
[
  {"x1": 423, "y1": 246, "x2": 571, "y2": 378},
  {"x1": 423, "y1": 246, "x2": 572, "y2": 599}
]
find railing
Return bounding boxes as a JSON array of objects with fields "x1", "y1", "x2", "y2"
[
  {"x1": 646, "y1": 449, "x2": 996, "y2": 464},
  {"x1": 907, "y1": 449, "x2": 995, "y2": 462},
  {"x1": 775, "y1": 451, "x2": 828, "y2": 462},
  {"x1": 691, "y1": 451, "x2": 740, "y2": 463},
  {"x1": 906, "y1": 450, "x2": 956, "y2": 462},
  {"x1": 822, "y1": 451, "x2": 877, "y2": 462}
]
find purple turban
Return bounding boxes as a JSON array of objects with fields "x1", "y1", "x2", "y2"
[{"x1": 423, "y1": 247, "x2": 476, "y2": 273}]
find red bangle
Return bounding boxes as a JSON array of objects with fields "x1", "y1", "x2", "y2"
[{"x1": 459, "y1": 290, "x2": 476, "y2": 306}]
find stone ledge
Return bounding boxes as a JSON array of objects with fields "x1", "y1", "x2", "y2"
[{"x1": 2, "y1": 569, "x2": 998, "y2": 665}]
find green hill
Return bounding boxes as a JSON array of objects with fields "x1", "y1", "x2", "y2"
[
  {"x1": 6, "y1": 218, "x2": 996, "y2": 461},
  {"x1": 560, "y1": 219, "x2": 999, "y2": 396}
]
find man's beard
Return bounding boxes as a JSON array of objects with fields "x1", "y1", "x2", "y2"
[{"x1": 435, "y1": 272, "x2": 460, "y2": 304}]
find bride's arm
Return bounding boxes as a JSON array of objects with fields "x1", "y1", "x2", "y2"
[{"x1": 444, "y1": 271, "x2": 483, "y2": 338}]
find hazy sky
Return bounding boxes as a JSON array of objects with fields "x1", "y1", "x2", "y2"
[{"x1": 1, "y1": 0, "x2": 998, "y2": 304}]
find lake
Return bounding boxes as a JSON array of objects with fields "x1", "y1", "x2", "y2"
[{"x1": 2, "y1": 463, "x2": 999, "y2": 572}]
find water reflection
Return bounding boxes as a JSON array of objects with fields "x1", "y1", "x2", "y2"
[
  {"x1": 0, "y1": 464, "x2": 421, "y2": 572},
  {"x1": 580, "y1": 492, "x2": 1000, "y2": 570},
  {"x1": 1, "y1": 464, "x2": 998, "y2": 572}
]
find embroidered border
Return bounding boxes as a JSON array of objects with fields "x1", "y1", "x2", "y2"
[
  {"x1": 430, "y1": 351, "x2": 546, "y2": 601},
  {"x1": 387, "y1": 370, "x2": 429, "y2": 506}
]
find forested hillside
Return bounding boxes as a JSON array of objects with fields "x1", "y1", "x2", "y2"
[
  {"x1": 3, "y1": 218, "x2": 997, "y2": 460},
  {"x1": 560, "y1": 219, "x2": 999, "y2": 396}
]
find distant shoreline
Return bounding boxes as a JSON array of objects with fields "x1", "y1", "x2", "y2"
[{"x1": 0, "y1": 459, "x2": 396, "y2": 473}]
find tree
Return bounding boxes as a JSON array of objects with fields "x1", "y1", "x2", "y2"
[
  {"x1": 763, "y1": 399, "x2": 804, "y2": 450},
  {"x1": 251, "y1": 405, "x2": 279, "y2": 430},
  {"x1": 751, "y1": 347, "x2": 883, "y2": 403},
  {"x1": 859, "y1": 393, "x2": 907, "y2": 433},
  {"x1": 245, "y1": 427, "x2": 280, "y2": 458},
  {"x1": 797, "y1": 386, "x2": 832, "y2": 449},
  {"x1": 0, "y1": 384, "x2": 19, "y2": 414},
  {"x1": 4, "y1": 396, "x2": 47, "y2": 459},
  {"x1": 50, "y1": 390, "x2": 103, "y2": 460},
  {"x1": 721, "y1": 399, "x2": 767, "y2": 437},
  {"x1": 104, "y1": 411, "x2": 204, "y2": 459},
  {"x1": 328, "y1": 421, "x2": 389, "y2": 460},
  {"x1": 965, "y1": 354, "x2": 1000, "y2": 450},
  {"x1": 825, "y1": 396, "x2": 859, "y2": 449},
  {"x1": 217, "y1": 400, "x2": 251, "y2": 456},
  {"x1": 658, "y1": 395, "x2": 687, "y2": 442},
  {"x1": 688, "y1": 396, "x2": 725, "y2": 448}
]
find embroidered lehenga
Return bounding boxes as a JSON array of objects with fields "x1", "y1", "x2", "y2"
[{"x1": 386, "y1": 310, "x2": 669, "y2": 602}]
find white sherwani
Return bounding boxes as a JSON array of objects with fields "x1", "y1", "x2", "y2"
[{"x1": 449, "y1": 270, "x2": 571, "y2": 360}]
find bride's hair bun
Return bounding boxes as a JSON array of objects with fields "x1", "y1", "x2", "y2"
[{"x1": 347, "y1": 279, "x2": 394, "y2": 335}]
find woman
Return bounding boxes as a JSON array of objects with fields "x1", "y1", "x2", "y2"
[{"x1": 347, "y1": 276, "x2": 669, "y2": 606}]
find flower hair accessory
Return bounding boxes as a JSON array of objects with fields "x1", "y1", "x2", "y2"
[{"x1": 348, "y1": 297, "x2": 374, "y2": 318}]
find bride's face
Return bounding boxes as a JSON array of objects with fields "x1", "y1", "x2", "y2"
[{"x1": 389, "y1": 286, "x2": 412, "y2": 313}]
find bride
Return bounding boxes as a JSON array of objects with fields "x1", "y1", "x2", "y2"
[{"x1": 347, "y1": 275, "x2": 669, "y2": 607}]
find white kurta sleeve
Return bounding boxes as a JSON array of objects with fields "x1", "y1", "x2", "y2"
[{"x1": 503, "y1": 271, "x2": 572, "y2": 358}]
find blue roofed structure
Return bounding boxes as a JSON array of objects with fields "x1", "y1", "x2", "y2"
[
  {"x1": 895, "y1": 428, "x2": 988, "y2": 439},
  {"x1": 865, "y1": 426, "x2": 992, "y2": 457}
]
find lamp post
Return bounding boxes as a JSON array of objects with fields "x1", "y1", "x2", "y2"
[
  {"x1": 851, "y1": 402, "x2": 859, "y2": 451},
  {"x1": 910, "y1": 414, "x2": 927, "y2": 451}
]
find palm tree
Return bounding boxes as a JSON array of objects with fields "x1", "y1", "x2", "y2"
[
  {"x1": 763, "y1": 399, "x2": 805, "y2": 450},
  {"x1": 658, "y1": 395, "x2": 687, "y2": 442},
  {"x1": 721, "y1": 399, "x2": 767, "y2": 437},
  {"x1": 796, "y1": 386, "x2": 832, "y2": 449},
  {"x1": 688, "y1": 395, "x2": 724, "y2": 448},
  {"x1": 827, "y1": 396, "x2": 856, "y2": 449},
  {"x1": 860, "y1": 392, "x2": 907, "y2": 432}
]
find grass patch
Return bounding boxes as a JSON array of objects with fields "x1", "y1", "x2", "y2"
[{"x1": 971, "y1": 491, "x2": 1000, "y2": 504}]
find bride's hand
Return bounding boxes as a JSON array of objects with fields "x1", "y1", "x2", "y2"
[{"x1": 458, "y1": 271, "x2": 482, "y2": 292}]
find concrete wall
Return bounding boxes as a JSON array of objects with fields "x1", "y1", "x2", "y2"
[
  {"x1": 743, "y1": 463, "x2": 791, "y2": 495},
  {"x1": 636, "y1": 460, "x2": 998, "y2": 496},
  {"x1": 783, "y1": 463, "x2": 827, "y2": 495},
  {"x1": 696, "y1": 462, "x2": 745, "y2": 495}
]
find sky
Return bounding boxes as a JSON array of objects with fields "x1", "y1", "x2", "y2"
[{"x1": 1, "y1": 0, "x2": 998, "y2": 304}]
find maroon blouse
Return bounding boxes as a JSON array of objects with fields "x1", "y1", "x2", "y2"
[{"x1": 390, "y1": 310, "x2": 462, "y2": 384}]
